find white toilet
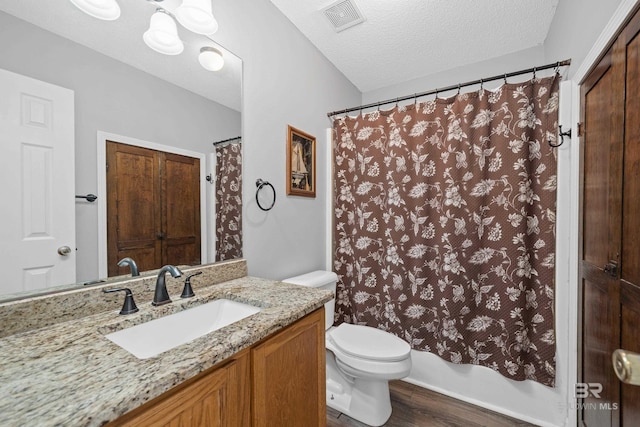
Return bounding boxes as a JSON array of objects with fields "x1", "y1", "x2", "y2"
[{"x1": 283, "y1": 270, "x2": 412, "y2": 426}]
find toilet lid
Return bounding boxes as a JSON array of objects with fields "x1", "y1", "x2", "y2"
[{"x1": 329, "y1": 323, "x2": 411, "y2": 362}]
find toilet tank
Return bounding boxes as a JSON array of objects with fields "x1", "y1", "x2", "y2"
[{"x1": 283, "y1": 270, "x2": 337, "y2": 330}]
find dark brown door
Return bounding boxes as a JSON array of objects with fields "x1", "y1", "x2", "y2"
[
  {"x1": 107, "y1": 141, "x2": 201, "y2": 276},
  {"x1": 580, "y1": 7, "x2": 640, "y2": 426},
  {"x1": 619, "y1": 10, "x2": 640, "y2": 424},
  {"x1": 162, "y1": 152, "x2": 201, "y2": 268}
]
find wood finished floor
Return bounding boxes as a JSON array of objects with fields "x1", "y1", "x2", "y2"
[{"x1": 326, "y1": 380, "x2": 538, "y2": 427}]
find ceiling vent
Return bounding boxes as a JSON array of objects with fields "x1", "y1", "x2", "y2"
[{"x1": 322, "y1": 0, "x2": 365, "y2": 33}]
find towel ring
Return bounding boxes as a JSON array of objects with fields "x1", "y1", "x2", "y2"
[{"x1": 256, "y1": 179, "x2": 276, "y2": 211}]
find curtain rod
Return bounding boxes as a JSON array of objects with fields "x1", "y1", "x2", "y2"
[
  {"x1": 327, "y1": 59, "x2": 571, "y2": 118},
  {"x1": 213, "y1": 136, "x2": 242, "y2": 146}
]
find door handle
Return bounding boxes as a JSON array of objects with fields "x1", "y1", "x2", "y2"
[
  {"x1": 604, "y1": 260, "x2": 618, "y2": 277},
  {"x1": 57, "y1": 246, "x2": 72, "y2": 256},
  {"x1": 613, "y1": 349, "x2": 640, "y2": 385}
]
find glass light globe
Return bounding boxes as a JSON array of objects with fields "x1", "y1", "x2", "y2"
[
  {"x1": 199, "y1": 47, "x2": 224, "y2": 71},
  {"x1": 143, "y1": 10, "x2": 184, "y2": 56},
  {"x1": 175, "y1": 0, "x2": 219, "y2": 35},
  {"x1": 69, "y1": 0, "x2": 121, "y2": 21}
]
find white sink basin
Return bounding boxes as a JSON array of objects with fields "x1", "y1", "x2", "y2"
[{"x1": 105, "y1": 299, "x2": 261, "y2": 359}]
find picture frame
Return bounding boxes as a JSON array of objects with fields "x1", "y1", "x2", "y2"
[{"x1": 286, "y1": 125, "x2": 316, "y2": 198}]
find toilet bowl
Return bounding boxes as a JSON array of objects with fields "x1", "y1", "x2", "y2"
[{"x1": 283, "y1": 271, "x2": 412, "y2": 426}]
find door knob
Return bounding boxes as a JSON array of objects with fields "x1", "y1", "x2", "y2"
[
  {"x1": 613, "y1": 349, "x2": 640, "y2": 385},
  {"x1": 57, "y1": 246, "x2": 72, "y2": 256},
  {"x1": 604, "y1": 260, "x2": 618, "y2": 277}
]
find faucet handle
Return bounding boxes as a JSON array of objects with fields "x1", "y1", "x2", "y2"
[
  {"x1": 103, "y1": 287, "x2": 139, "y2": 315},
  {"x1": 181, "y1": 271, "x2": 202, "y2": 298}
]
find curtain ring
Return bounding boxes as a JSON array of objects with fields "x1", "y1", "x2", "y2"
[
  {"x1": 480, "y1": 79, "x2": 483, "y2": 90},
  {"x1": 396, "y1": 97, "x2": 399, "y2": 108},
  {"x1": 377, "y1": 102, "x2": 380, "y2": 111},
  {"x1": 414, "y1": 93, "x2": 418, "y2": 105},
  {"x1": 533, "y1": 67, "x2": 537, "y2": 79},
  {"x1": 435, "y1": 88, "x2": 439, "y2": 99},
  {"x1": 457, "y1": 84, "x2": 461, "y2": 95},
  {"x1": 504, "y1": 73, "x2": 508, "y2": 84}
]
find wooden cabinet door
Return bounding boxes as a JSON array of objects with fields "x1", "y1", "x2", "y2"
[
  {"x1": 162, "y1": 153, "x2": 201, "y2": 267},
  {"x1": 618, "y1": 11, "x2": 640, "y2": 425},
  {"x1": 107, "y1": 142, "x2": 162, "y2": 276},
  {"x1": 580, "y1": 6, "x2": 640, "y2": 426},
  {"x1": 252, "y1": 308, "x2": 326, "y2": 427},
  {"x1": 109, "y1": 349, "x2": 250, "y2": 427},
  {"x1": 107, "y1": 141, "x2": 201, "y2": 276},
  {"x1": 580, "y1": 42, "x2": 624, "y2": 427}
]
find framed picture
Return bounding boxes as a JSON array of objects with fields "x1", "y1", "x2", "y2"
[{"x1": 286, "y1": 125, "x2": 316, "y2": 198}]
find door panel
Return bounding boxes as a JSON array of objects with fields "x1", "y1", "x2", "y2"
[
  {"x1": 107, "y1": 142, "x2": 162, "y2": 275},
  {"x1": 163, "y1": 153, "x2": 201, "y2": 266},
  {"x1": 0, "y1": 68, "x2": 75, "y2": 295},
  {"x1": 252, "y1": 308, "x2": 325, "y2": 427},
  {"x1": 581, "y1": 275, "x2": 618, "y2": 426},
  {"x1": 620, "y1": 14, "x2": 640, "y2": 427},
  {"x1": 580, "y1": 43, "x2": 623, "y2": 427},
  {"x1": 622, "y1": 25, "x2": 640, "y2": 286},
  {"x1": 112, "y1": 357, "x2": 242, "y2": 427},
  {"x1": 580, "y1": 6, "x2": 640, "y2": 426},
  {"x1": 582, "y1": 56, "x2": 620, "y2": 269}
]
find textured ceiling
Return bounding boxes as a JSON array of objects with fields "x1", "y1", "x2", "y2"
[
  {"x1": 270, "y1": 0, "x2": 560, "y2": 92},
  {"x1": 0, "y1": 0, "x2": 242, "y2": 111},
  {"x1": 1, "y1": 0, "x2": 560, "y2": 106}
]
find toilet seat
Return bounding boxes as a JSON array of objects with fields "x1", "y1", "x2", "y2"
[{"x1": 329, "y1": 323, "x2": 411, "y2": 362}]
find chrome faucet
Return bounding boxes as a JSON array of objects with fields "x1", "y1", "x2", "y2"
[
  {"x1": 152, "y1": 265, "x2": 183, "y2": 306},
  {"x1": 117, "y1": 257, "x2": 140, "y2": 277}
]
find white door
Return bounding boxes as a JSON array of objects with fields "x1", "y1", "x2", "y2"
[{"x1": 0, "y1": 68, "x2": 75, "y2": 296}]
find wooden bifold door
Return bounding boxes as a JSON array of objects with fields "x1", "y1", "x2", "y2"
[
  {"x1": 579, "y1": 5, "x2": 640, "y2": 426},
  {"x1": 106, "y1": 141, "x2": 201, "y2": 277}
]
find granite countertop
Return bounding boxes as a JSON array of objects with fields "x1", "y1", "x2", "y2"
[{"x1": 0, "y1": 276, "x2": 332, "y2": 426}]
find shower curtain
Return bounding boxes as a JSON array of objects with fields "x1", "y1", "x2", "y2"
[
  {"x1": 215, "y1": 142, "x2": 242, "y2": 261},
  {"x1": 332, "y1": 75, "x2": 560, "y2": 386}
]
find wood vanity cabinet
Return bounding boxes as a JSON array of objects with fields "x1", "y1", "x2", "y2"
[
  {"x1": 108, "y1": 307, "x2": 325, "y2": 427},
  {"x1": 252, "y1": 307, "x2": 326, "y2": 427},
  {"x1": 109, "y1": 348, "x2": 251, "y2": 427}
]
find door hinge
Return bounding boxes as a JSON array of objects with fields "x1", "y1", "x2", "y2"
[{"x1": 577, "y1": 122, "x2": 584, "y2": 137}]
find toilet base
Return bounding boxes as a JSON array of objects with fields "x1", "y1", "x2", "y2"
[{"x1": 325, "y1": 351, "x2": 392, "y2": 426}]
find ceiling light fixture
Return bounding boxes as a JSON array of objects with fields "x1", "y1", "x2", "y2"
[
  {"x1": 69, "y1": 0, "x2": 223, "y2": 70},
  {"x1": 175, "y1": 0, "x2": 219, "y2": 35},
  {"x1": 69, "y1": 0, "x2": 121, "y2": 21},
  {"x1": 143, "y1": 9, "x2": 184, "y2": 55},
  {"x1": 198, "y1": 47, "x2": 224, "y2": 71}
]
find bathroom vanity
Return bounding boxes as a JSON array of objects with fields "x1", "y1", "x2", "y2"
[
  {"x1": 109, "y1": 308, "x2": 325, "y2": 426},
  {"x1": 0, "y1": 259, "x2": 331, "y2": 426}
]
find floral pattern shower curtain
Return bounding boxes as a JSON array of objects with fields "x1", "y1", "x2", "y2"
[
  {"x1": 333, "y1": 75, "x2": 560, "y2": 386},
  {"x1": 215, "y1": 142, "x2": 242, "y2": 261}
]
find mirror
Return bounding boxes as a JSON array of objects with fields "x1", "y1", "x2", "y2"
[{"x1": 0, "y1": 0, "x2": 242, "y2": 302}]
